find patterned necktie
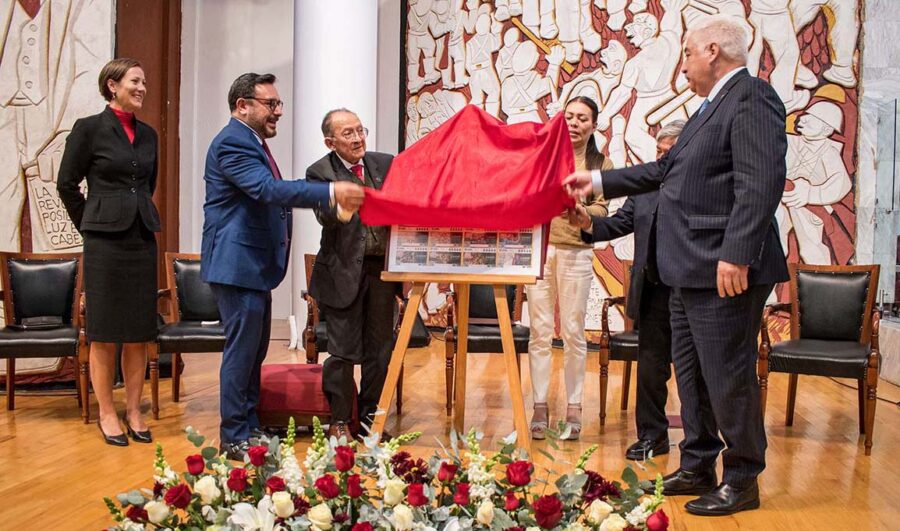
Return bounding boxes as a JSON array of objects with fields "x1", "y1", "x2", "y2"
[
  {"x1": 350, "y1": 164, "x2": 364, "y2": 183},
  {"x1": 261, "y1": 141, "x2": 282, "y2": 180}
]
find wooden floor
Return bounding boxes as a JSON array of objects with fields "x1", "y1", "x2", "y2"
[{"x1": 2, "y1": 327, "x2": 899, "y2": 530}]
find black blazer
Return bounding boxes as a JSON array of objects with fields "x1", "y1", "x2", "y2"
[
  {"x1": 581, "y1": 193, "x2": 658, "y2": 320},
  {"x1": 57, "y1": 106, "x2": 161, "y2": 233},
  {"x1": 306, "y1": 151, "x2": 397, "y2": 309},
  {"x1": 600, "y1": 70, "x2": 789, "y2": 289}
]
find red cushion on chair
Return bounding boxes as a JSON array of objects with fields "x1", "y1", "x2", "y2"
[{"x1": 258, "y1": 363, "x2": 357, "y2": 428}]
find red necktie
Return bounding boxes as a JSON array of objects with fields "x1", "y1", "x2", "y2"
[
  {"x1": 350, "y1": 164, "x2": 364, "y2": 183},
  {"x1": 262, "y1": 141, "x2": 282, "y2": 180}
]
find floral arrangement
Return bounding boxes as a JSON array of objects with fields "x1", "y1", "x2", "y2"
[{"x1": 105, "y1": 418, "x2": 669, "y2": 530}]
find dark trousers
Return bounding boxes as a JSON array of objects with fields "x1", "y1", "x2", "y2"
[
  {"x1": 669, "y1": 283, "x2": 771, "y2": 488},
  {"x1": 210, "y1": 283, "x2": 272, "y2": 444},
  {"x1": 635, "y1": 282, "x2": 672, "y2": 442},
  {"x1": 321, "y1": 258, "x2": 396, "y2": 427}
]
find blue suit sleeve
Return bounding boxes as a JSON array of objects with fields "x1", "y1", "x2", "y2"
[
  {"x1": 599, "y1": 156, "x2": 668, "y2": 200},
  {"x1": 217, "y1": 136, "x2": 330, "y2": 209},
  {"x1": 581, "y1": 196, "x2": 636, "y2": 243}
]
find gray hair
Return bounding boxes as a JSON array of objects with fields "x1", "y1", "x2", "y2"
[
  {"x1": 321, "y1": 108, "x2": 355, "y2": 137},
  {"x1": 657, "y1": 119, "x2": 686, "y2": 140},
  {"x1": 687, "y1": 15, "x2": 750, "y2": 65}
]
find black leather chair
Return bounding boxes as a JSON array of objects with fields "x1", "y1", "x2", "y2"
[
  {"x1": 302, "y1": 254, "x2": 428, "y2": 415},
  {"x1": 758, "y1": 263, "x2": 881, "y2": 455},
  {"x1": 444, "y1": 284, "x2": 528, "y2": 415},
  {"x1": 0, "y1": 252, "x2": 88, "y2": 421},
  {"x1": 152, "y1": 253, "x2": 225, "y2": 419},
  {"x1": 598, "y1": 260, "x2": 637, "y2": 426}
]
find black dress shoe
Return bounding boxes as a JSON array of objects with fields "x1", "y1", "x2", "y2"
[
  {"x1": 250, "y1": 427, "x2": 278, "y2": 441},
  {"x1": 625, "y1": 437, "x2": 670, "y2": 461},
  {"x1": 660, "y1": 467, "x2": 717, "y2": 496},
  {"x1": 123, "y1": 417, "x2": 153, "y2": 444},
  {"x1": 220, "y1": 440, "x2": 250, "y2": 461},
  {"x1": 685, "y1": 482, "x2": 760, "y2": 516},
  {"x1": 97, "y1": 421, "x2": 129, "y2": 447},
  {"x1": 327, "y1": 422, "x2": 353, "y2": 441}
]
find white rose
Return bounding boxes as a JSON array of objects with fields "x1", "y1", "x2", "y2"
[
  {"x1": 565, "y1": 524, "x2": 590, "y2": 531},
  {"x1": 527, "y1": 527, "x2": 541, "y2": 531},
  {"x1": 271, "y1": 491, "x2": 295, "y2": 518},
  {"x1": 144, "y1": 500, "x2": 170, "y2": 524},
  {"x1": 308, "y1": 503, "x2": 333, "y2": 530},
  {"x1": 384, "y1": 479, "x2": 407, "y2": 506},
  {"x1": 476, "y1": 500, "x2": 494, "y2": 526},
  {"x1": 586, "y1": 499, "x2": 614, "y2": 525},
  {"x1": 392, "y1": 504, "x2": 414, "y2": 530},
  {"x1": 598, "y1": 513, "x2": 628, "y2": 531},
  {"x1": 194, "y1": 475, "x2": 222, "y2": 505}
]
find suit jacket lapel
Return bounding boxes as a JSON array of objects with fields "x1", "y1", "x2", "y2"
[
  {"x1": 103, "y1": 106, "x2": 132, "y2": 148},
  {"x1": 363, "y1": 154, "x2": 385, "y2": 190},
  {"x1": 666, "y1": 70, "x2": 749, "y2": 162}
]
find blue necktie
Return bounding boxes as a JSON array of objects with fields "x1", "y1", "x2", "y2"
[{"x1": 697, "y1": 98, "x2": 711, "y2": 116}]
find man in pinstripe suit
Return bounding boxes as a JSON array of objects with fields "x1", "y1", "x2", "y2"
[{"x1": 565, "y1": 15, "x2": 788, "y2": 516}]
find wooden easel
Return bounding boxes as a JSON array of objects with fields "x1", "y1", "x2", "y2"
[{"x1": 370, "y1": 272, "x2": 536, "y2": 454}]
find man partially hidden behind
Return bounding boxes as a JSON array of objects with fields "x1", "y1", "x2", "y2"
[
  {"x1": 201, "y1": 75, "x2": 363, "y2": 460},
  {"x1": 570, "y1": 119, "x2": 685, "y2": 462},
  {"x1": 307, "y1": 109, "x2": 400, "y2": 439},
  {"x1": 565, "y1": 15, "x2": 788, "y2": 516}
]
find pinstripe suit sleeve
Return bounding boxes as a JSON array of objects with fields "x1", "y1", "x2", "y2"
[
  {"x1": 600, "y1": 157, "x2": 669, "y2": 200},
  {"x1": 719, "y1": 81, "x2": 787, "y2": 265}
]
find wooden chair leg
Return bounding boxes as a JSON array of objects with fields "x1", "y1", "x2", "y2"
[
  {"x1": 857, "y1": 379, "x2": 866, "y2": 435},
  {"x1": 149, "y1": 343, "x2": 160, "y2": 420},
  {"x1": 599, "y1": 349, "x2": 609, "y2": 426},
  {"x1": 6, "y1": 358, "x2": 14, "y2": 411},
  {"x1": 757, "y1": 341, "x2": 769, "y2": 420},
  {"x1": 865, "y1": 363, "x2": 878, "y2": 456},
  {"x1": 172, "y1": 352, "x2": 183, "y2": 402},
  {"x1": 620, "y1": 360, "x2": 632, "y2": 411},
  {"x1": 396, "y1": 364, "x2": 404, "y2": 415},
  {"x1": 785, "y1": 373, "x2": 798, "y2": 426},
  {"x1": 80, "y1": 348, "x2": 90, "y2": 424},
  {"x1": 445, "y1": 340, "x2": 456, "y2": 416},
  {"x1": 305, "y1": 335, "x2": 318, "y2": 364}
]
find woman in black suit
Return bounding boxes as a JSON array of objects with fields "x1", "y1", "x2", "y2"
[{"x1": 58, "y1": 58, "x2": 161, "y2": 446}]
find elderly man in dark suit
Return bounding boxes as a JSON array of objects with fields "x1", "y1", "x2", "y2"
[
  {"x1": 570, "y1": 119, "x2": 685, "y2": 463},
  {"x1": 565, "y1": 15, "x2": 788, "y2": 516},
  {"x1": 307, "y1": 109, "x2": 400, "y2": 439},
  {"x1": 201, "y1": 74, "x2": 364, "y2": 460}
]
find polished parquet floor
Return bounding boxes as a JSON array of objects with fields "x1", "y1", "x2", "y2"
[{"x1": 2, "y1": 323, "x2": 899, "y2": 530}]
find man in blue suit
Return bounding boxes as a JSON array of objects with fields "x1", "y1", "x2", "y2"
[
  {"x1": 566, "y1": 16, "x2": 788, "y2": 516},
  {"x1": 201, "y1": 73, "x2": 364, "y2": 459}
]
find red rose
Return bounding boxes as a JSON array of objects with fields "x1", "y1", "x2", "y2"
[
  {"x1": 227, "y1": 468, "x2": 249, "y2": 492},
  {"x1": 185, "y1": 454, "x2": 205, "y2": 476},
  {"x1": 315, "y1": 474, "x2": 341, "y2": 499},
  {"x1": 407, "y1": 483, "x2": 428, "y2": 507},
  {"x1": 334, "y1": 445, "x2": 355, "y2": 472},
  {"x1": 647, "y1": 509, "x2": 669, "y2": 531},
  {"x1": 453, "y1": 482, "x2": 470, "y2": 505},
  {"x1": 247, "y1": 445, "x2": 268, "y2": 466},
  {"x1": 267, "y1": 476, "x2": 287, "y2": 492},
  {"x1": 504, "y1": 491, "x2": 520, "y2": 511},
  {"x1": 506, "y1": 528, "x2": 524, "y2": 531},
  {"x1": 352, "y1": 523, "x2": 374, "y2": 531},
  {"x1": 164, "y1": 484, "x2": 192, "y2": 509},
  {"x1": 437, "y1": 462, "x2": 458, "y2": 483},
  {"x1": 532, "y1": 495, "x2": 563, "y2": 529},
  {"x1": 347, "y1": 474, "x2": 364, "y2": 498},
  {"x1": 506, "y1": 460, "x2": 533, "y2": 486},
  {"x1": 125, "y1": 505, "x2": 148, "y2": 522}
]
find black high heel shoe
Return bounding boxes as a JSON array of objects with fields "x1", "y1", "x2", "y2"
[
  {"x1": 123, "y1": 416, "x2": 153, "y2": 444},
  {"x1": 97, "y1": 421, "x2": 129, "y2": 447}
]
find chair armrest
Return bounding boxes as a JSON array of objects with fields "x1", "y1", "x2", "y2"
[
  {"x1": 600, "y1": 297, "x2": 626, "y2": 347},
  {"x1": 604, "y1": 296, "x2": 626, "y2": 306},
  {"x1": 765, "y1": 302, "x2": 791, "y2": 315},
  {"x1": 302, "y1": 291, "x2": 319, "y2": 327},
  {"x1": 871, "y1": 309, "x2": 880, "y2": 354}
]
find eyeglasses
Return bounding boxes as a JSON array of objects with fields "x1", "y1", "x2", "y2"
[
  {"x1": 337, "y1": 127, "x2": 369, "y2": 141},
  {"x1": 248, "y1": 97, "x2": 284, "y2": 112}
]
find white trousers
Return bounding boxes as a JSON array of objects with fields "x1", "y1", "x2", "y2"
[{"x1": 526, "y1": 245, "x2": 594, "y2": 404}]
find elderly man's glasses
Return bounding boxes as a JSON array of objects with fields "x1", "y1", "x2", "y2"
[
  {"x1": 248, "y1": 98, "x2": 284, "y2": 112},
  {"x1": 337, "y1": 127, "x2": 369, "y2": 141}
]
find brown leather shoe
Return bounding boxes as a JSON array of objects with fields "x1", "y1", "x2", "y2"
[{"x1": 327, "y1": 422, "x2": 353, "y2": 441}]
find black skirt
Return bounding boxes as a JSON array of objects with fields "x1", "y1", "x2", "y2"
[{"x1": 83, "y1": 218, "x2": 158, "y2": 343}]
